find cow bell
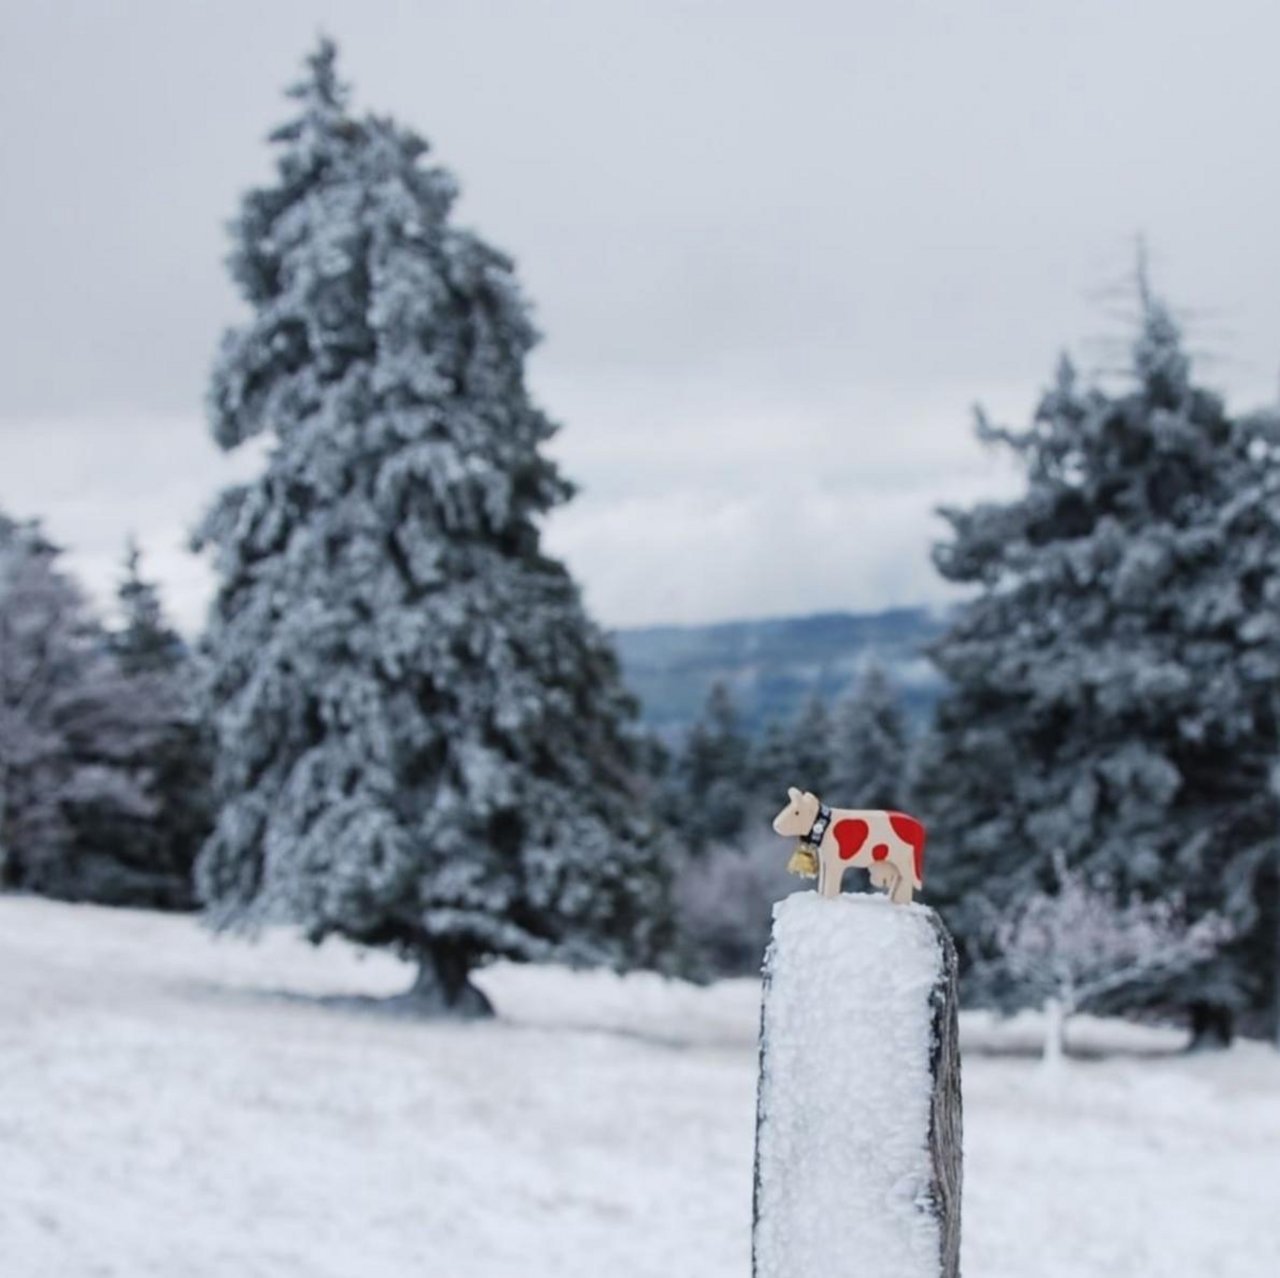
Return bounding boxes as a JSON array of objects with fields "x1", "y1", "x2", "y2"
[{"x1": 786, "y1": 844, "x2": 818, "y2": 878}]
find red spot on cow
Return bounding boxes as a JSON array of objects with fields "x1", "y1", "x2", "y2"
[
  {"x1": 871, "y1": 843, "x2": 890, "y2": 861},
  {"x1": 888, "y1": 812, "x2": 927, "y2": 884},
  {"x1": 833, "y1": 818, "x2": 869, "y2": 861}
]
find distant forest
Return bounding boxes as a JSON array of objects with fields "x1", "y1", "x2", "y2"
[{"x1": 613, "y1": 607, "x2": 946, "y2": 741}]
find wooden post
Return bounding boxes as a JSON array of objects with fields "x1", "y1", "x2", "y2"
[{"x1": 752, "y1": 893, "x2": 963, "y2": 1278}]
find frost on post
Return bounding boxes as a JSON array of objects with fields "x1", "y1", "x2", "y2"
[{"x1": 752, "y1": 895, "x2": 962, "y2": 1278}]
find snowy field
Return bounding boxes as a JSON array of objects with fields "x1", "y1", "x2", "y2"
[{"x1": 3, "y1": 896, "x2": 1279, "y2": 1278}]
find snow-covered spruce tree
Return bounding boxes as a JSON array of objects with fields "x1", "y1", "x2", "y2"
[
  {"x1": 0, "y1": 515, "x2": 151, "y2": 896},
  {"x1": 919, "y1": 286, "x2": 1280, "y2": 1040},
  {"x1": 665, "y1": 684, "x2": 776, "y2": 974},
  {"x1": 748, "y1": 696, "x2": 831, "y2": 802},
  {"x1": 976, "y1": 851, "x2": 1231, "y2": 1066},
  {"x1": 70, "y1": 542, "x2": 212, "y2": 908},
  {"x1": 194, "y1": 42, "x2": 672, "y2": 1012},
  {"x1": 114, "y1": 540, "x2": 184, "y2": 676},
  {"x1": 826, "y1": 661, "x2": 909, "y2": 809},
  {"x1": 785, "y1": 693, "x2": 833, "y2": 800},
  {"x1": 672, "y1": 682, "x2": 753, "y2": 853},
  {"x1": 1209, "y1": 405, "x2": 1280, "y2": 1046},
  {"x1": 748, "y1": 717, "x2": 800, "y2": 808}
]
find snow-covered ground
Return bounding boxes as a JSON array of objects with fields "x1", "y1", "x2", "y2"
[{"x1": 2, "y1": 895, "x2": 1278, "y2": 1278}]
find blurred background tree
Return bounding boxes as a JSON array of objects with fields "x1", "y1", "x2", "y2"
[
  {"x1": 70, "y1": 541, "x2": 213, "y2": 909},
  {"x1": 826, "y1": 660, "x2": 911, "y2": 811},
  {"x1": 670, "y1": 666, "x2": 918, "y2": 975},
  {"x1": 0, "y1": 515, "x2": 156, "y2": 900},
  {"x1": 974, "y1": 849, "x2": 1232, "y2": 1066},
  {"x1": 667, "y1": 681, "x2": 753, "y2": 855}
]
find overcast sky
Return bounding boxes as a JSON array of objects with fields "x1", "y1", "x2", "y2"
[{"x1": 2, "y1": 1, "x2": 1279, "y2": 633}]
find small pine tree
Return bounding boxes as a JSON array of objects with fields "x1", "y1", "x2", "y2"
[
  {"x1": 675, "y1": 682, "x2": 753, "y2": 852},
  {"x1": 69, "y1": 542, "x2": 212, "y2": 908},
  {"x1": 0, "y1": 514, "x2": 151, "y2": 896},
  {"x1": 786, "y1": 693, "x2": 833, "y2": 800},
  {"x1": 826, "y1": 661, "x2": 909, "y2": 809},
  {"x1": 920, "y1": 283, "x2": 1279, "y2": 1037},
  {"x1": 114, "y1": 539, "x2": 184, "y2": 675},
  {"x1": 748, "y1": 716, "x2": 799, "y2": 801},
  {"x1": 749, "y1": 694, "x2": 834, "y2": 803},
  {"x1": 194, "y1": 42, "x2": 672, "y2": 1011}
]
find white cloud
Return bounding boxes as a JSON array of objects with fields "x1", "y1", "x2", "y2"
[
  {"x1": 0, "y1": 414, "x2": 258, "y2": 635},
  {"x1": 0, "y1": 371, "x2": 1027, "y2": 636},
  {"x1": 538, "y1": 362, "x2": 1028, "y2": 626}
]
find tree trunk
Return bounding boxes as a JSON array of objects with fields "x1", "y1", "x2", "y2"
[
  {"x1": 1188, "y1": 1000, "x2": 1233, "y2": 1051},
  {"x1": 1041, "y1": 996, "x2": 1067, "y2": 1070},
  {"x1": 0, "y1": 764, "x2": 13, "y2": 888},
  {"x1": 407, "y1": 948, "x2": 493, "y2": 1018}
]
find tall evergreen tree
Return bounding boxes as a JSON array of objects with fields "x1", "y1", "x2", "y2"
[
  {"x1": 1201, "y1": 401, "x2": 1280, "y2": 1044},
  {"x1": 827, "y1": 661, "x2": 909, "y2": 809},
  {"x1": 919, "y1": 286, "x2": 1279, "y2": 1037},
  {"x1": 194, "y1": 42, "x2": 671, "y2": 1011}
]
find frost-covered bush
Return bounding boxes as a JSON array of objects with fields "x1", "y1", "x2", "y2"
[
  {"x1": 674, "y1": 826, "x2": 795, "y2": 976},
  {"x1": 975, "y1": 851, "x2": 1231, "y2": 1064}
]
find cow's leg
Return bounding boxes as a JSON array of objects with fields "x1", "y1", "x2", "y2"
[
  {"x1": 889, "y1": 866, "x2": 913, "y2": 905},
  {"x1": 819, "y1": 854, "x2": 843, "y2": 898},
  {"x1": 872, "y1": 862, "x2": 899, "y2": 898}
]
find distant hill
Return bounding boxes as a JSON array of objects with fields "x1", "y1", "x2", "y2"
[{"x1": 613, "y1": 607, "x2": 948, "y2": 741}]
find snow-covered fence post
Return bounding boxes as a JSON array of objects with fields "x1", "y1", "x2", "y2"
[{"x1": 751, "y1": 893, "x2": 962, "y2": 1278}]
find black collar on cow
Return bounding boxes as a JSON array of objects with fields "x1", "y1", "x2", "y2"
[{"x1": 802, "y1": 802, "x2": 832, "y2": 847}]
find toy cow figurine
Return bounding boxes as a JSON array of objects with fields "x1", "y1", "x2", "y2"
[{"x1": 772, "y1": 787, "x2": 926, "y2": 904}]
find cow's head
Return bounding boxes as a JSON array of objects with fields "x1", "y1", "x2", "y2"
[{"x1": 772, "y1": 787, "x2": 820, "y2": 836}]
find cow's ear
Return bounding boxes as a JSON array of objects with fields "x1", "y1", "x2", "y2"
[{"x1": 787, "y1": 786, "x2": 801, "y2": 802}]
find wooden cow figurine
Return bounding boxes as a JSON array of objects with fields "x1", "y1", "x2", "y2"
[{"x1": 772, "y1": 787, "x2": 926, "y2": 904}]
